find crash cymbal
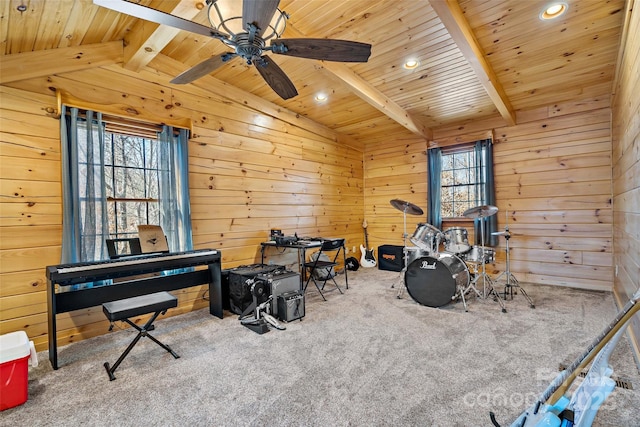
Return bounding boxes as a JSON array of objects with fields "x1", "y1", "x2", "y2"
[
  {"x1": 463, "y1": 205, "x2": 498, "y2": 219},
  {"x1": 390, "y1": 199, "x2": 424, "y2": 216}
]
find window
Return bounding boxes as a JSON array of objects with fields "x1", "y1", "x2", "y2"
[
  {"x1": 61, "y1": 107, "x2": 192, "y2": 263},
  {"x1": 427, "y1": 139, "x2": 497, "y2": 245},
  {"x1": 440, "y1": 146, "x2": 485, "y2": 219},
  {"x1": 103, "y1": 133, "x2": 161, "y2": 239}
]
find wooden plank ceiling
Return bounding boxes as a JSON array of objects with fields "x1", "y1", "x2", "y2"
[{"x1": 0, "y1": 0, "x2": 626, "y2": 146}]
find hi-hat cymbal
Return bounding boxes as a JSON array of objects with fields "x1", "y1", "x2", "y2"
[
  {"x1": 390, "y1": 199, "x2": 424, "y2": 216},
  {"x1": 463, "y1": 205, "x2": 498, "y2": 219}
]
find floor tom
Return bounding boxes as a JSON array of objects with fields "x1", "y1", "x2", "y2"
[{"x1": 463, "y1": 246, "x2": 496, "y2": 264}]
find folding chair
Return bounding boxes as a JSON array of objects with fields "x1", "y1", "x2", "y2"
[{"x1": 303, "y1": 238, "x2": 348, "y2": 301}]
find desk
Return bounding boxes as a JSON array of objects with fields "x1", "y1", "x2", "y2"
[{"x1": 260, "y1": 240, "x2": 322, "y2": 289}]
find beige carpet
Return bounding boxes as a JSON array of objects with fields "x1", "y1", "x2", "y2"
[{"x1": 2, "y1": 267, "x2": 639, "y2": 426}]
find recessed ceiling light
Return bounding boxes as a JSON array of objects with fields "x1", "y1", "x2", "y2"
[
  {"x1": 403, "y1": 59, "x2": 420, "y2": 70},
  {"x1": 314, "y1": 93, "x2": 327, "y2": 102},
  {"x1": 539, "y1": 2, "x2": 568, "y2": 20}
]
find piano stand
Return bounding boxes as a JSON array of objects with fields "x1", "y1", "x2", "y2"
[{"x1": 102, "y1": 292, "x2": 180, "y2": 381}]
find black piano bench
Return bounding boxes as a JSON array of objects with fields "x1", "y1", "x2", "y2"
[{"x1": 102, "y1": 291, "x2": 179, "y2": 381}]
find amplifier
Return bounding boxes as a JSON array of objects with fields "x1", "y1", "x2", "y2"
[
  {"x1": 255, "y1": 270, "x2": 300, "y2": 316},
  {"x1": 378, "y1": 245, "x2": 404, "y2": 271},
  {"x1": 228, "y1": 264, "x2": 284, "y2": 315},
  {"x1": 277, "y1": 291, "x2": 305, "y2": 322}
]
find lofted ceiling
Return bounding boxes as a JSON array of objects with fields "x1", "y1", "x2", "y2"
[{"x1": 0, "y1": 0, "x2": 626, "y2": 146}]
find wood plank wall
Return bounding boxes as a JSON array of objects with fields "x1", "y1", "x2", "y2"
[
  {"x1": 611, "y1": 1, "x2": 640, "y2": 360},
  {"x1": 364, "y1": 97, "x2": 613, "y2": 294},
  {"x1": 0, "y1": 67, "x2": 364, "y2": 352}
]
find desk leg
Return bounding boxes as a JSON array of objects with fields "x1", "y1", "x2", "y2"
[
  {"x1": 299, "y1": 248, "x2": 306, "y2": 291},
  {"x1": 343, "y1": 245, "x2": 349, "y2": 289}
]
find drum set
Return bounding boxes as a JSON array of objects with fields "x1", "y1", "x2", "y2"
[{"x1": 390, "y1": 199, "x2": 534, "y2": 312}]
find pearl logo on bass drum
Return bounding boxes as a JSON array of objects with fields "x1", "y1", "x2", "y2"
[{"x1": 420, "y1": 260, "x2": 437, "y2": 270}]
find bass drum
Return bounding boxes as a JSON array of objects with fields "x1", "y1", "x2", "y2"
[{"x1": 404, "y1": 253, "x2": 470, "y2": 308}]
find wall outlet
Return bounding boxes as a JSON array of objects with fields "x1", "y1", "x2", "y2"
[{"x1": 352, "y1": 246, "x2": 356, "y2": 253}]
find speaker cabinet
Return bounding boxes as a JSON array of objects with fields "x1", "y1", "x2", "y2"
[
  {"x1": 255, "y1": 270, "x2": 300, "y2": 317},
  {"x1": 277, "y1": 291, "x2": 305, "y2": 322}
]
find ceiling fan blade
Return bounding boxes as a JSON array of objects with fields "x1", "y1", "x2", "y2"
[
  {"x1": 271, "y1": 38, "x2": 372, "y2": 63},
  {"x1": 170, "y1": 54, "x2": 235, "y2": 84},
  {"x1": 93, "y1": 0, "x2": 224, "y2": 38},
  {"x1": 243, "y1": 0, "x2": 280, "y2": 36},
  {"x1": 254, "y1": 57, "x2": 298, "y2": 100}
]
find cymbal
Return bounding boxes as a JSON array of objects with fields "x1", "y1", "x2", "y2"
[
  {"x1": 491, "y1": 231, "x2": 509, "y2": 236},
  {"x1": 390, "y1": 199, "x2": 424, "y2": 216},
  {"x1": 463, "y1": 205, "x2": 498, "y2": 219}
]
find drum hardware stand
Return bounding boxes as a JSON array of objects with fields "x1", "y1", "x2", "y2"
[
  {"x1": 388, "y1": 199, "x2": 424, "y2": 299},
  {"x1": 492, "y1": 218, "x2": 535, "y2": 308},
  {"x1": 457, "y1": 262, "x2": 483, "y2": 311},
  {"x1": 463, "y1": 205, "x2": 506, "y2": 313},
  {"x1": 452, "y1": 273, "x2": 475, "y2": 312}
]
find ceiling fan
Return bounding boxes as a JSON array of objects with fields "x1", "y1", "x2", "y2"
[{"x1": 93, "y1": 0, "x2": 372, "y2": 100}]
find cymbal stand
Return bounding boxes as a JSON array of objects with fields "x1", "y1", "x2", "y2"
[
  {"x1": 468, "y1": 215, "x2": 506, "y2": 313},
  {"x1": 493, "y1": 223, "x2": 535, "y2": 308},
  {"x1": 392, "y1": 207, "x2": 409, "y2": 299}
]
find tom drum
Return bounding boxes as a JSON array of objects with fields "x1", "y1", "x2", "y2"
[
  {"x1": 404, "y1": 253, "x2": 470, "y2": 308},
  {"x1": 443, "y1": 227, "x2": 471, "y2": 254},
  {"x1": 410, "y1": 223, "x2": 442, "y2": 254}
]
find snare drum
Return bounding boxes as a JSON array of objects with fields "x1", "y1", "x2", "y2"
[
  {"x1": 443, "y1": 227, "x2": 471, "y2": 254},
  {"x1": 463, "y1": 246, "x2": 496, "y2": 264},
  {"x1": 404, "y1": 246, "x2": 430, "y2": 266},
  {"x1": 410, "y1": 223, "x2": 442, "y2": 253}
]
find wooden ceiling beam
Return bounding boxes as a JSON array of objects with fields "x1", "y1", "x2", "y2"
[
  {"x1": 429, "y1": 0, "x2": 516, "y2": 126},
  {"x1": 123, "y1": 0, "x2": 205, "y2": 72},
  {"x1": 320, "y1": 61, "x2": 433, "y2": 140},
  {"x1": 0, "y1": 41, "x2": 123, "y2": 85},
  {"x1": 284, "y1": 24, "x2": 433, "y2": 140}
]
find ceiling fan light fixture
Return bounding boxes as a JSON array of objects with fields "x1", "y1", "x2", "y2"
[
  {"x1": 207, "y1": 0, "x2": 287, "y2": 41},
  {"x1": 403, "y1": 59, "x2": 420, "y2": 70},
  {"x1": 539, "y1": 2, "x2": 568, "y2": 20}
]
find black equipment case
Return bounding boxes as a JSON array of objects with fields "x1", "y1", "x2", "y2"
[
  {"x1": 228, "y1": 264, "x2": 284, "y2": 315},
  {"x1": 377, "y1": 245, "x2": 404, "y2": 271}
]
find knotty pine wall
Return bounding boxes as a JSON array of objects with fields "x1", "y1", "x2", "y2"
[
  {"x1": 611, "y1": 2, "x2": 639, "y2": 360},
  {"x1": 365, "y1": 98, "x2": 614, "y2": 294},
  {"x1": 0, "y1": 66, "x2": 364, "y2": 352}
]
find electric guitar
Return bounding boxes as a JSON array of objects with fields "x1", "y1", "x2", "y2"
[
  {"x1": 490, "y1": 286, "x2": 640, "y2": 427},
  {"x1": 360, "y1": 219, "x2": 376, "y2": 268}
]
